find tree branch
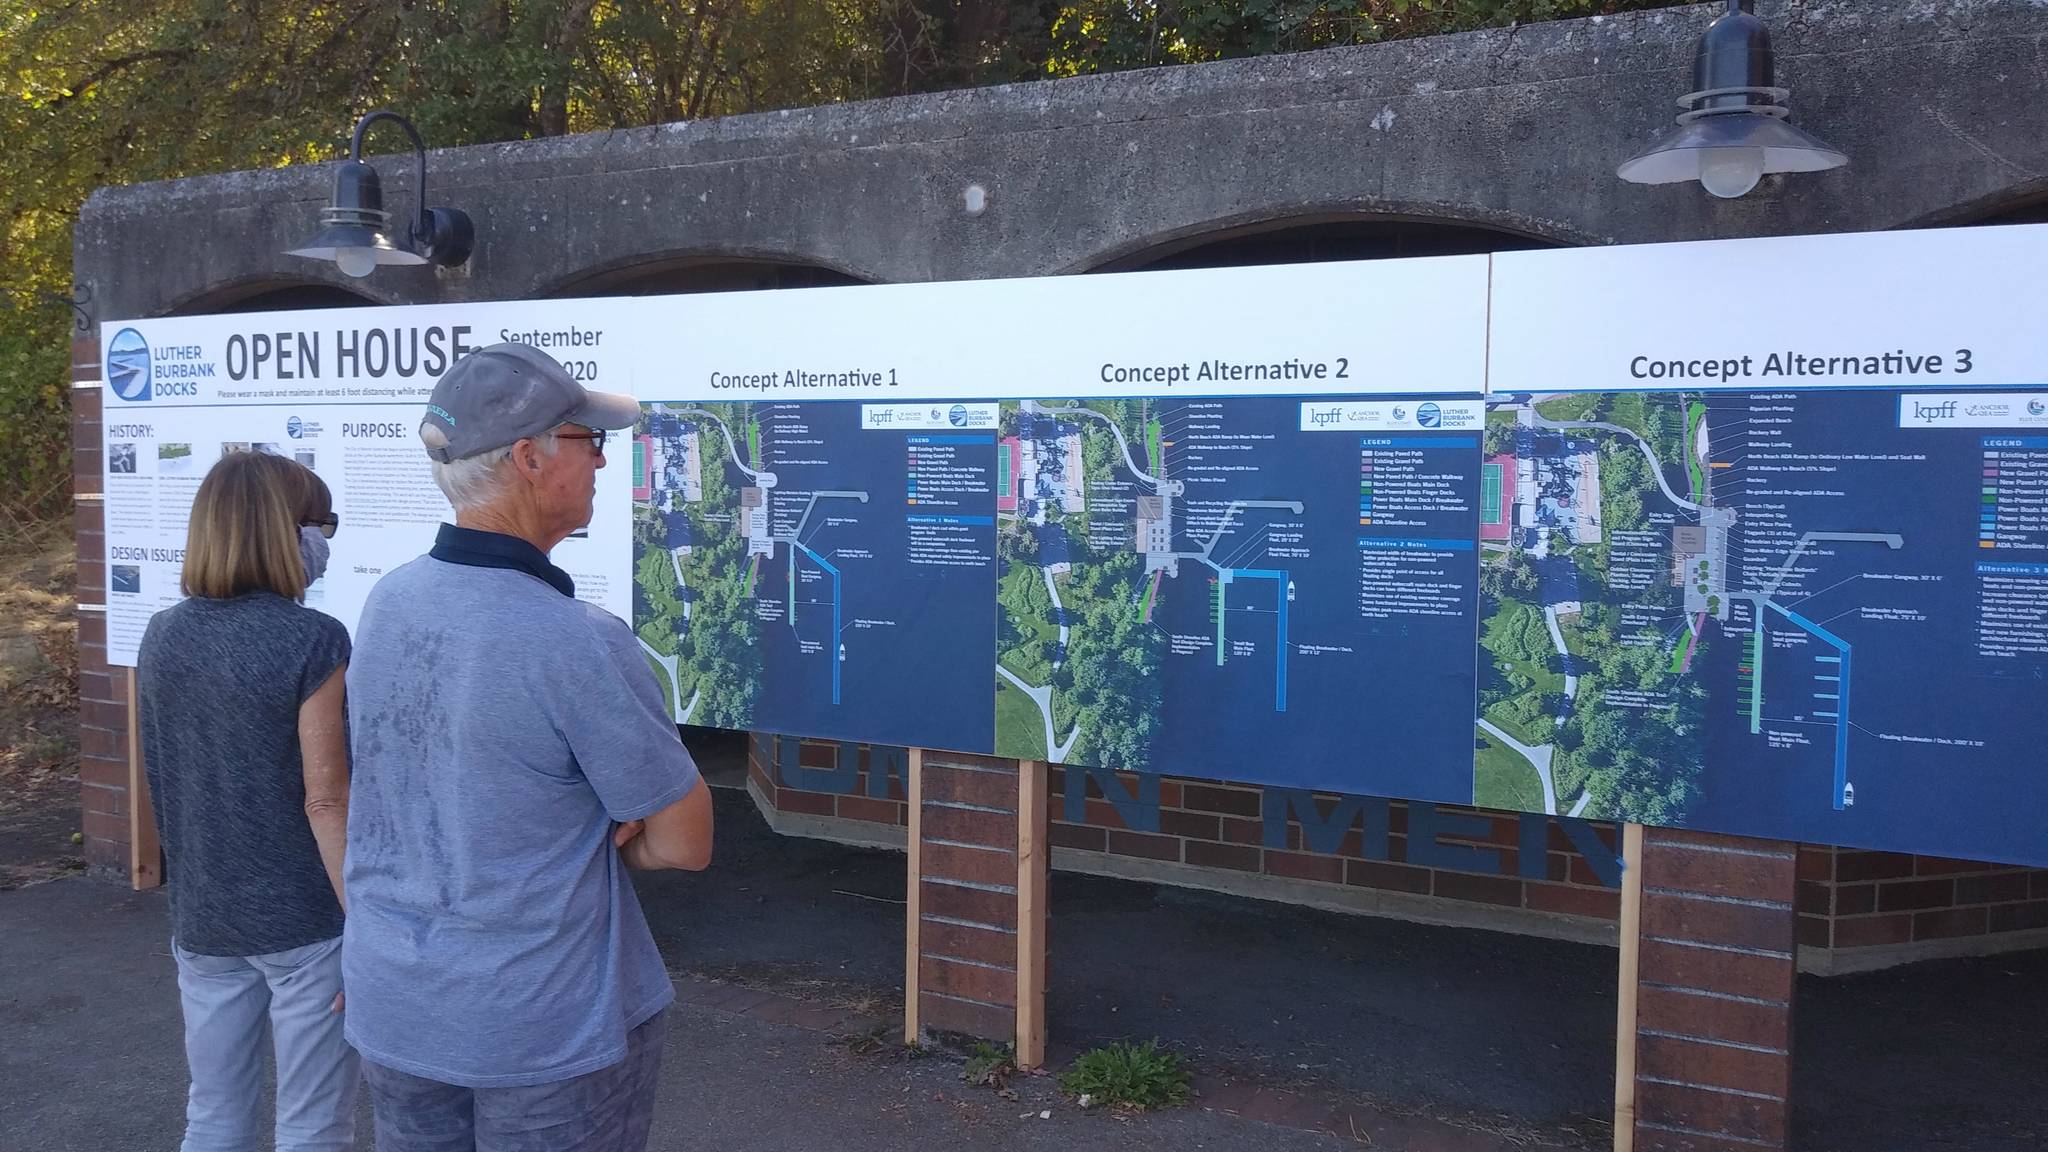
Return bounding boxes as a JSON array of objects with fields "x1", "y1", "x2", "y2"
[{"x1": 51, "y1": 49, "x2": 193, "y2": 108}]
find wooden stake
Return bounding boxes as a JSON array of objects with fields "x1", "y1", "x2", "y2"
[
  {"x1": 1613, "y1": 822, "x2": 1646, "y2": 1152},
  {"x1": 125, "y1": 667, "x2": 162, "y2": 890},
  {"x1": 903, "y1": 747, "x2": 923, "y2": 1045},
  {"x1": 1014, "y1": 759, "x2": 1049, "y2": 1069}
]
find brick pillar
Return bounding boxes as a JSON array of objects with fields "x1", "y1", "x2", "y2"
[
  {"x1": 71, "y1": 331, "x2": 136, "y2": 878},
  {"x1": 906, "y1": 750, "x2": 1042, "y2": 1049},
  {"x1": 1623, "y1": 828, "x2": 1798, "y2": 1151}
]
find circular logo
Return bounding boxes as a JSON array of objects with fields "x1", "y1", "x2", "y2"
[
  {"x1": 286, "y1": 416, "x2": 305, "y2": 439},
  {"x1": 1390, "y1": 405, "x2": 1408, "y2": 423},
  {"x1": 2031, "y1": 399, "x2": 2046, "y2": 417},
  {"x1": 107, "y1": 328, "x2": 152, "y2": 402},
  {"x1": 948, "y1": 404, "x2": 970, "y2": 427},
  {"x1": 1417, "y1": 402, "x2": 1442, "y2": 429}
]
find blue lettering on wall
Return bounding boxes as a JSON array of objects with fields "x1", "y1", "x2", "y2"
[
  {"x1": 775, "y1": 737, "x2": 860, "y2": 794},
  {"x1": 1405, "y1": 805, "x2": 1504, "y2": 873},
  {"x1": 768, "y1": 740, "x2": 1624, "y2": 889},
  {"x1": 867, "y1": 744, "x2": 909, "y2": 799},
  {"x1": 1063, "y1": 767, "x2": 1161, "y2": 832}
]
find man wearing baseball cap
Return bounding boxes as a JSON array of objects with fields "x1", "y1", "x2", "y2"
[{"x1": 342, "y1": 343, "x2": 712, "y2": 1151}]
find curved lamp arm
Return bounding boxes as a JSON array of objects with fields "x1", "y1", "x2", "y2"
[{"x1": 350, "y1": 110, "x2": 432, "y2": 246}]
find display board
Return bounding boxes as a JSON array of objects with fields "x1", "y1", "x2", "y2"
[
  {"x1": 623, "y1": 259, "x2": 1489, "y2": 768},
  {"x1": 98, "y1": 226, "x2": 2048, "y2": 866},
  {"x1": 97, "y1": 302, "x2": 639, "y2": 661},
  {"x1": 1488, "y1": 226, "x2": 2048, "y2": 864}
]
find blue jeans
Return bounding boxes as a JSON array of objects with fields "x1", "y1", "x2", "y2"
[
  {"x1": 172, "y1": 935, "x2": 359, "y2": 1152},
  {"x1": 361, "y1": 1009, "x2": 667, "y2": 1152}
]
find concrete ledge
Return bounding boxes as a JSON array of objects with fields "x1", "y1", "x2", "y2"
[
  {"x1": 1050, "y1": 845, "x2": 1621, "y2": 948},
  {"x1": 739, "y1": 782, "x2": 1618, "y2": 948},
  {"x1": 1800, "y1": 927, "x2": 2048, "y2": 976},
  {"x1": 748, "y1": 779, "x2": 908, "y2": 852}
]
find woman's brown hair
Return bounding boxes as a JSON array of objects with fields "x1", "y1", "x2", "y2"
[{"x1": 179, "y1": 451, "x2": 328, "y2": 601}]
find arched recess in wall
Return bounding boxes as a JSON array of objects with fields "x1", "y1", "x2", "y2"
[
  {"x1": 167, "y1": 280, "x2": 378, "y2": 317},
  {"x1": 544, "y1": 256, "x2": 870, "y2": 299},
  {"x1": 1085, "y1": 214, "x2": 1565, "y2": 275},
  {"x1": 1904, "y1": 179, "x2": 2048, "y2": 231},
  {"x1": 1961, "y1": 190, "x2": 2048, "y2": 227}
]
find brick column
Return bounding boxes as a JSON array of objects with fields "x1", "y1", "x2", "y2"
[
  {"x1": 906, "y1": 750, "x2": 1040, "y2": 1049},
  {"x1": 71, "y1": 332, "x2": 138, "y2": 879},
  {"x1": 1623, "y1": 828, "x2": 1798, "y2": 1151}
]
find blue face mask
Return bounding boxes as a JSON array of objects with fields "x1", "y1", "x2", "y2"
[{"x1": 299, "y1": 525, "x2": 330, "y2": 586}]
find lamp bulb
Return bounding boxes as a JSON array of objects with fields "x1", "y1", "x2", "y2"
[
  {"x1": 334, "y1": 247, "x2": 379, "y2": 278},
  {"x1": 1698, "y1": 148, "x2": 1765, "y2": 199}
]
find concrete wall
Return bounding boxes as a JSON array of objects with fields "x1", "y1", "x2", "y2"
[{"x1": 74, "y1": 0, "x2": 2048, "y2": 319}]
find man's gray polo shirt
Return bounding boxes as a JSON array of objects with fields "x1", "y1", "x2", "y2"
[{"x1": 342, "y1": 524, "x2": 699, "y2": 1088}]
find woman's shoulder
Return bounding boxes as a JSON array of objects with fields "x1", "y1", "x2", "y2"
[
  {"x1": 139, "y1": 596, "x2": 204, "y2": 646},
  {"x1": 136, "y1": 604, "x2": 170, "y2": 667},
  {"x1": 206, "y1": 593, "x2": 349, "y2": 643},
  {"x1": 273, "y1": 597, "x2": 350, "y2": 643}
]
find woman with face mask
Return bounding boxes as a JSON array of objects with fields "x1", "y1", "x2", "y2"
[{"x1": 136, "y1": 450, "x2": 357, "y2": 1152}]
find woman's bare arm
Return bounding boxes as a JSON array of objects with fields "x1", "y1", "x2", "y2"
[{"x1": 299, "y1": 663, "x2": 351, "y2": 910}]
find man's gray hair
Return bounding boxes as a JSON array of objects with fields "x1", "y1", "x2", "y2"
[{"x1": 429, "y1": 432, "x2": 557, "y2": 512}]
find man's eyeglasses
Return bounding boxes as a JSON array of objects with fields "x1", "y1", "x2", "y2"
[
  {"x1": 555, "y1": 428, "x2": 609, "y2": 455},
  {"x1": 303, "y1": 514, "x2": 339, "y2": 539}
]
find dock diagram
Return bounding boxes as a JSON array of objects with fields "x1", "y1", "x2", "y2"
[
  {"x1": 995, "y1": 396, "x2": 1480, "y2": 800},
  {"x1": 634, "y1": 399, "x2": 996, "y2": 751},
  {"x1": 1477, "y1": 389, "x2": 1913, "y2": 826}
]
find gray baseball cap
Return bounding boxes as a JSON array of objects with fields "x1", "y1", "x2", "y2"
[{"x1": 419, "y1": 342, "x2": 638, "y2": 462}]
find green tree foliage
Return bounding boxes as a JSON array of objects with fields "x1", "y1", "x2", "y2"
[
  {"x1": 1544, "y1": 597, "x2": 1706, "y2": 819},
  {"x1": 1483, "y1": 416, "x2": 1518, "y2": 458},
  {"x1": 1060, "y1": 549, "x2": 1162, "y2": 770},
  {"x1": 2, "y1": 0, "x2": 1689, "y2": 522},
  {"x1": 1600, "y1": 440, "x2": 1650, "y2": 534},
  {"x1": 1556, "y1": 672, "x2": 1704, "y2": 824},
  {"x1": 1046, "y1": 1, "x2": 1680, "y2": 75},
  {"x1": 677, "y1": 410, "x2": 763, "y2": 727},
  {"x1": 1479, "y1": 550, "x2": 1540, "y2": 603},
  {"x1": 996, "y1": 560, "x2": 1059, "y2": 683}
]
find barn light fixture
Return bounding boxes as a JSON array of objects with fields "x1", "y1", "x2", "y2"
[
  {"x1": 288, "y1": 111, "x2": 473, "y2": 277},
  {"x1": 1617, "y1": 1, "x2": 1846, "y2": 199}
]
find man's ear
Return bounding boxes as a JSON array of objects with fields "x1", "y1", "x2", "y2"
[{"x1": 509, "y1": 437, "x2": 547, "y2": 483}]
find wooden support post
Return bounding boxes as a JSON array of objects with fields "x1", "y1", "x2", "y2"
[
  {"x1": 125, "y1": 667, "x2": 162, "y2": 890},
  {"x1": 1612, "y1": 822, "x2": 1644, "y2": 1152},
  {"x1": 1014, "y1": 759, "x2": 1049, "y2": 1069},
  {"x1": 122, "y1": 664, "x2": 160, "y2": 889},
  {"x1": 903, "y1": 747, "x2": 923, "y2": 1044}
]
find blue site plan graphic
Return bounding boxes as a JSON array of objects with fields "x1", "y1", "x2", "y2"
[
  {"x1": 1478, "y1": 387, "x2": 2048, "y2": 864},
  {"x1": 632, "y1": 400, "x2": 997, "y2": 753},
  {"x1": 628, "y1": 386, "x2": 2048, "y2": 867},
  {"x1": 992, "y1": 396, "x2": 1481, "y2": 801}
]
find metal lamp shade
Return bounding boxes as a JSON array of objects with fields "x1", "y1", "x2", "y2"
[
  {"x1": 1616, "y1": 3, "x2": 1845, "y2": 199},
  {"x1": 286, "y1": 221, "x2": 427, "y2": 266},
  {"x1": 287, "y1": 159, "x2": 428, "y2": 274},
  {"x1": 1618, "y1": 113, "x2": 1848, "y2": 185}
]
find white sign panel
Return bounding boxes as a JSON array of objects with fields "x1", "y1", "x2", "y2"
[
  {"x1": 98, "y1": 302, "x2": 639, "y2": 664},
  {"x1": 628, "y1": 254, "x2": 1491, "y2": 403},
  {"x1": 1489, "y1": 224, "x2": 2048, "y2": 394}
]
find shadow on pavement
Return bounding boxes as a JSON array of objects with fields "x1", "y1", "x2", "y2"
[
  {"x1": 1794, "y1": 949, "x2": 2048, "y2": 1152},
  {"x1": 6, "y1": 725, "x2": 2041, "y2": 1151}
]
